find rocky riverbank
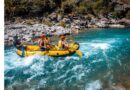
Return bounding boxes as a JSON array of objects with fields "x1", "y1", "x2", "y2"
[
  {"x1": 4, "y1": 23, "x2": 77, "y2": 46},
  {"x1": 4, "y1": 13, "x2": 130, "y2": 46}
]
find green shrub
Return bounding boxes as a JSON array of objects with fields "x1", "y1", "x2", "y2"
[
  {"x1": 76, "y1": 6, "x2": 86, "y2": 14},
  {"x1": 61, "y1": 0, "x2": 75, "y2": 13},
  {"x1": 44, "y1": 19, "x2": 53, "y2": 26},
  {"x1": 126, "y1": 11, "x2": 130, "y2": 19},
  {"x1": 59, "y1": 21, "x2": 66, "y2": 27},
  {"x1": 25, "y1": 19, "x2": 35, "y2": 25},
  {"x1": 4, "y1": 0, "x2": 130, "y2": 20},
  {"x1": 15, "y1": 17, "x2": 22, "y2": 23}
]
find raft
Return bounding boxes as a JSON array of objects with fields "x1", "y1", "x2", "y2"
[{"x1": 16, "y1": 43, "x2": 79, "y2": 57}]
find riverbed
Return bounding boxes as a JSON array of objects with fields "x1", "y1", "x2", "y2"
[{"x1": 4, "y1": 28, "x2": 130, "y2": 90}]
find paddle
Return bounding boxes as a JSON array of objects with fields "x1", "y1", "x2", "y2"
[
  {"x1": 67, "y1": 39, "x2": 82, "y2": 57},
  {"x1": 68, "y1": 30, "x2": 82, "y2": 57},
  {"x1": 69, "y1": 44, "x2": 82, "y2": 58},
  {"x1": 76, "y1": 50, "x2": 82, "y2": 58}
]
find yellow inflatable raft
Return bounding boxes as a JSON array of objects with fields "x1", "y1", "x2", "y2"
[{"x1": 16, "y1": 43, "x2": 79, "y2": 57}]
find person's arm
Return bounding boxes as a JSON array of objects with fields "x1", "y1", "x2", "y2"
[
  {"x1": 65, "y1": 40, "x2": 68, "y2": 44},
  {"x1": 39, "y1": 40, "x2": 43, "y2": 48}
]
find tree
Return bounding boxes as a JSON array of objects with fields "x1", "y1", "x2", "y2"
[
  {"x1": 61, "y1": 1, "x2": 75, "y2": 13},
  {"x1": 5, "y1": 0, "x2": 14, "y2": 18}
]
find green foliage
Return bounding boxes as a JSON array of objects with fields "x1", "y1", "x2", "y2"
[
  {"x1": 93, "y1": 0, "x2": 103, "y2": 9},
  {"x1": 111, "y1": 12, "x2": 123, "y2": 19},
  {"x1": 126, "y1": 11, "x2": 130, "y2": 19},
  {"x1": 5, "y1": 0, "x2": 13, "y2": 17},
  {"x1": 93, "y1": 0, "x2": 110, "y2": 16},
  {"x1": 14, "y1": 17, "x2": 22, "y2": 23},
  {"x1": 61, "y1": 0, "x2": 75, "y2": 13},
  {"x1": 5, "y1": 0, "x2": 56, "y2": 18},
  {"x1": 76, "y1": 6, "x2": 86, "y2": 14},
  {"x1": 59, "y1": 21, "x2": 66, "y2": 27},
  {"x1": 4, "y1": 0, "x2": 130, "y2": 20},
  {"x1": 44, "y1": 19, "x2": 53, "y2": 26},
  {"x1": 25, "y1": 19, "x2": 35, "y2": 25}
]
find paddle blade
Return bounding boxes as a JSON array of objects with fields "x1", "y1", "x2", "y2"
[
  {"x1": 76, "y1": 50, "x2": 82, "y2": 58},
  {"x1": 69, "y1": 39, "x2": 74, "y2": 42}
]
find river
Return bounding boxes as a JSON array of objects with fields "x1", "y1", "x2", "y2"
[{"x1": 4, "y1": 28, "x2": 130, "y2": 90}]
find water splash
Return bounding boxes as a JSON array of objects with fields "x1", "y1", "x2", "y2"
[
  {"x1": 85, "y1": 80, "x2": 102, "y2": 90},
  {"x1": 91, "y1": 43, "x2": 110, "y2": 50}
]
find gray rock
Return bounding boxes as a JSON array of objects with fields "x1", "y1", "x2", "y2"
[{"x1": 5, "y1": 23, "x2": 74, "y2": 46}]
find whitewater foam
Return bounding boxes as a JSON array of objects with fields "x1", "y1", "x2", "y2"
[
  {"x1": 91, "y1": 43, "x2": 110, "y2": 50},
  {"x1": 85, "y1": 80, "x2": 102, "y2": 90}
]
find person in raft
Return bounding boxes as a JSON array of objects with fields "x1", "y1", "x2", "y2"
[
  {"x1": 13, "y1": 35, "x2": 22, "y2": 49},
  {"x1": 38, "y1": 34, "x2": 53, "y2": 50},
  {"x1": 58, "y1": 35, "x2": 69, "y2": 50}
]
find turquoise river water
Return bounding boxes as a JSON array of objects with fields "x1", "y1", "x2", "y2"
[{"x1": 5, "y1": 28, "x2": 130, "y2": 90}]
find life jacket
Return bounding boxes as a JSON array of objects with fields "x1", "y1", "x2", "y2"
[
  {"x1": 58, "y1": 40, "x2": 68, "y2": 49},
  {"x1": 58, "y1": 40, "x2": 62, "y2": 49}
]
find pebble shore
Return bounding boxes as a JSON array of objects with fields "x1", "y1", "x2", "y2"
[{"x1": 5, "y1": 17, "x2": 130, "y2": 46}]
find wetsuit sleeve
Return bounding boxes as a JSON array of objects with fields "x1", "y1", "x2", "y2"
[
  {"x1": 13, "y1": 41, "x2": 17, "y2": 47},
  {"x1": 13, "y1": 39, "x2": 21, "y2": 46}
]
